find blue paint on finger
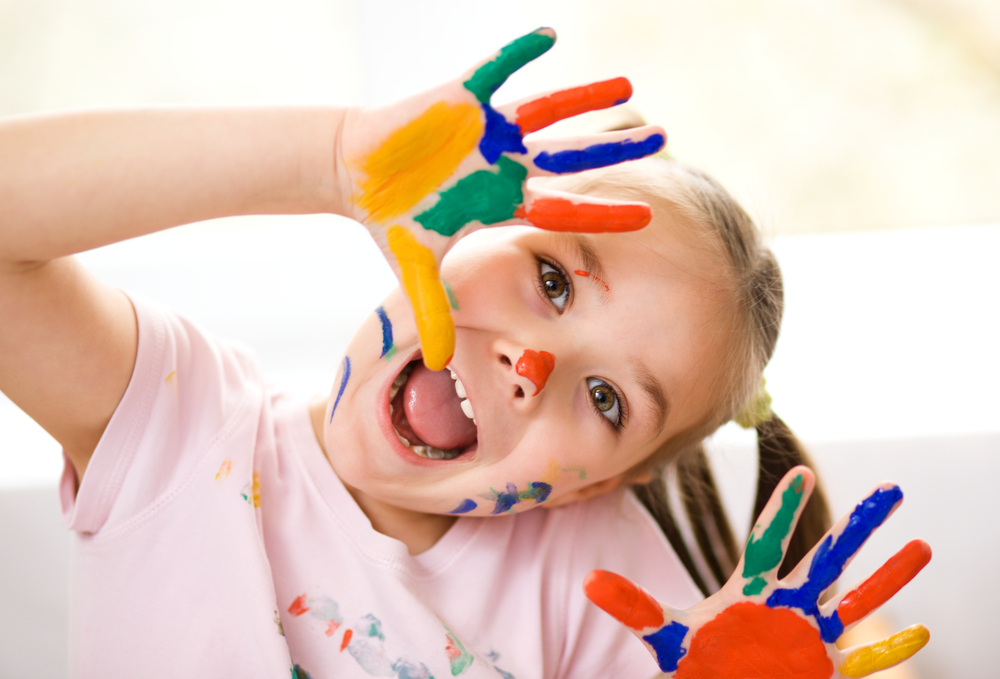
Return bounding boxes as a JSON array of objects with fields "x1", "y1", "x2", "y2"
[
  {"x1": 375, "y1": 306, "x2": 394, "y2": 358},
  {"x1": 643, "y1": 621, "x2": 689, "y2": 672},
  {"x1": 533, "y1": 134, "x2": 665, "y2": 174},
  {"x1": 330, "y1": 356, "x2": 351, "y2": 423},
  {"x1": 449, "y1": 499, "x2": 477, "y2": 514},
  {"x1": 766, "y1": 485, "x2": 903, "y2": 642},
  {"x1": 480, "y1": 104, "x2": 527, "y2": 164}
]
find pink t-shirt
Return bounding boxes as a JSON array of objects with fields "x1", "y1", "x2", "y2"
[{"x1": 60, "y1": 295, "x2": 701, "y2": 678}]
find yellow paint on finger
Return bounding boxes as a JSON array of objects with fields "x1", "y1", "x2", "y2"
[
  {"x1": 840, "y1": 625, "x2": 930, "y2": 677},
  {"x1": 387, "y1": 225, "x2": 454, "y2": 371},
  {"x1": 356, "y1": 102, "x2": 483, "y2": 223}
]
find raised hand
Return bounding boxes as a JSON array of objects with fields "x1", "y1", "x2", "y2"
[
  {"x1": 584, "y1": 467, "x2": 931, "y2": 678},
  {"x1": 338, "y1": 28, "x2": 665, "y2": 370}
]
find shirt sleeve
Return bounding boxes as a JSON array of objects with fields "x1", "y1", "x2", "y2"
[
  {"x1": 553, "y1": 489, "x2": 704, "y2": 679},
  {"x1": 60, "y1": 292, "x2": 265, "y2": 535}
]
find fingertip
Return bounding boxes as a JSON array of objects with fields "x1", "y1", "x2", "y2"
[{"x1": 583, "y1": 569, "x2": 665, "y2": 631}]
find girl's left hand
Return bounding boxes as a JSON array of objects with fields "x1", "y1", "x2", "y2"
[
  {"x1": 584, "y1": 466, "x2": 931, "y2": 678},
  {"x1": 335, "y1": 28, "x2": 665, "y2": 370}
]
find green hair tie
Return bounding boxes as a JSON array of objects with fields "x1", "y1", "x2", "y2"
[{"x1": 734, "y1": 379, "x2": 773, "y2": 429}]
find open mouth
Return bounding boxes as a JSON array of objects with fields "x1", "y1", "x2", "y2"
[{"x1": 389, "y1": 359, "x2": 479, "y2": 461}]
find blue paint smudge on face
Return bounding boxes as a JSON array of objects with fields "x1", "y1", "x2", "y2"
[
  {"x1": 766, "y1": 485, "x2": 903, "y2": 643},
  {"x1": 642, "y1": 620, "x2": 689, "y2": 672},
  {"x1": 330, "y1": 356, "x2": 351, "y2": 423},
  {"x1": 375, "y1": 306, "x2": 393, "y2": 358},
  {"x1": 532, "y1": 134, "x2": 665, "y2": 174},
  {"x1": 492, "y1": 483, "x2": 520, "y2": 514},
  {"x1": 449, "y1": 499, "x2": 477, "y2": 514},
  {"x1": 518, "y1": 482, "x2": 552, "y2": 503},
  {"x1": 488, "y1": 482, "x2": 553, "y2": 513},
  {"x1": 479, "y1": 104, "x2": 528, "y2": 164}
]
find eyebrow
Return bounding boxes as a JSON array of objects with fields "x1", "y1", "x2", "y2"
[
  {"x1": 570, "y1": 235, "x2": 611, "y2": 295},
  {"x1": 634, "y1": 361, "x2": 669, "y2": 440}
]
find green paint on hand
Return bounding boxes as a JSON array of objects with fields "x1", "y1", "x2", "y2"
[
  {"x1": 415, "y1": 156, "x2": 527, "y2": 236},
  {"x1": 442, "y1": 280, "x2": 460, "y2": 310},
  {"x1": 562, "y1": 467, "x2": 587, "y2": 480},
  {"x1": 383, "y1": 345, "x2": 397, "y2": 361},
  {"x1": 742, "y1": 576, "x2": 767, "y2": 596},
  {"x1": 464, "y1": 31, "x2": 555, "y2": 104},
  {"x1": 741, "y1": 474, "x2": 804, "y2": 586}
]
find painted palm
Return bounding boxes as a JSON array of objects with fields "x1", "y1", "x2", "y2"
[
  {"x1": 341, "y1": 28, "x2": 664, "y2": 370},
  {"x1": 585, "y1": 467, "x2": 931, "y2": 678}
]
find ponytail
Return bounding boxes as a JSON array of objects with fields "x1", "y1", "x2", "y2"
[{"x1": 634, "y1": 413, "x2": 831, "y2": 596}]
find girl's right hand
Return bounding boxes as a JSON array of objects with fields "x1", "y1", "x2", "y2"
[
  {"x1": 334, "y1": 28, "x2": 665, "y2": 371},
  {"x1": 584, "y1": 467, "x2": 932, "y2": 678}
]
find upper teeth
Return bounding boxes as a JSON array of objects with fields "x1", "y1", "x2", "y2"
[{"x1": 451, "y1": 372, "x2": 475, "y2": 423}]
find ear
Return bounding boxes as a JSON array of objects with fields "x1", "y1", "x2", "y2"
[{"x1": 543, "y1": 474, "x2": 631, "y2": 509}]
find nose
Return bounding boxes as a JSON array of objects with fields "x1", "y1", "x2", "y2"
[
  {"x1": 495, "y1": 339, "x2": 556, "y2": 404},
  {"x1": 516, "y1": 350, "x2": 556, "y2": 396}
]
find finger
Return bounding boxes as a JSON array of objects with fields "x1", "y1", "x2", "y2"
[
  {"x1": 515, "y1": 190, "x2": 651, "y2": 233},
  {"x1": 501, "y1": 77, "x2": 633, "y2": 134},
  {"x1": 835, "y1": 540, "x2": 931, "y2": 628},
  {"x1": 583, "y1": 570, "x2": 690, "y2": 674},
  {"x1": 462, "y1": 29, "x2": 556, "y2": 105},
  {"x1": 583, "y1": 570, "x2": 665, "y2": 632},
  {"x1": 766, "y1": 483, "x2": 904, "y2": 644},
  {"x1": 738, "y1": 467, "x2": 814, "y2": 596},
  {"x1": 781, "y1": 482, "x2": 904, "y2": 592},
  {"x1": 838, "y1": 624, "x2": 929, "y2": 678},
  {"x1": 526, "y1": 126, "x2": 666, "y2": 176},
  {"x1": 386, "y1": 226, "x2": 454, "y2": 371}
]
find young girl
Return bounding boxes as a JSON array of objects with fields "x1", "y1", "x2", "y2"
[{"x1": 0, "y1": 29, "x2": 927, "y2": 679}]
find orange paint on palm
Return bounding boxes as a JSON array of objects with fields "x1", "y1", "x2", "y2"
[
  {"x1": 340, "y1": 628, "x2": 353, "y2": 652},
  {"x1": 838, "y1": 540, "x2": 931, "y2": 627},
  {"x1": 355, "y1": 102, "x2": 483, "y2": 223},
  {"x1": 583, "y1": 570, "x2": 665, "y2": 631},
  {"x1": 515, "y1": 349, "x2": 555, "y2": 396},
  {"x1": 514, "y1": 198, "x2": 650, "y2": 232},
  {"x1": 676, "y1": 602, "x2": 832, "y2": 679},
  {"x1": 515, "y1": 78, "x2": 633, "y2": 133}
]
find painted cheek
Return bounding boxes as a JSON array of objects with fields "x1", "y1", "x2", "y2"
[{"x1": 515, "y1": 349, "x2": 555, "y2": 395}]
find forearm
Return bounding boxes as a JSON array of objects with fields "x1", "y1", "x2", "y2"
[{"x1": 0, "y1": 106, "x2": 347, "y2": 265}]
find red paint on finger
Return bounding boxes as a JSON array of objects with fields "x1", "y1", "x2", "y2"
[
  {"x1": 676, "y1": 602, "x2": 831, "y2": 679},
  {"x1": 515, "y1": 78, "x2": 633, "y2": 133},
  {"x1": 516, "y1": 198, "x2": 651, "y2": 232},
  {"x1": 340, "y1": 628, "x2": 353, "y2": 651},
  {"x1": 837, "y1": 539, "x2": 931, "y2": 627},
  {"x1": 583, "y1": 570, "x2": 665, "y2": 631},
  {"x1": 515, "y1": 349, "x2": 555, "y2": 396}
]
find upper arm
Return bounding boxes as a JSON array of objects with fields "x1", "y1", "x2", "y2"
[{"x1": 0, "y1": 256, "x2": 137, "y2": 481}]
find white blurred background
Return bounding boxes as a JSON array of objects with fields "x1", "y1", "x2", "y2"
[{"x1": 1, "y1": 0, "x2": 998, "y2": 677}]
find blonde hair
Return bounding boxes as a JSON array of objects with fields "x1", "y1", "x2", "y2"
[{"x1": 541, "y1": 156, "x2": 829, "y2": 594}]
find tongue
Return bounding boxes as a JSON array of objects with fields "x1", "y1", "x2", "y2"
[{"x1": 403, "y1": 364, "x2": 478, "y2": 451}]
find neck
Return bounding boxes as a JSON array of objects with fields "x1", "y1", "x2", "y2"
[{"x1": 308, "y1": 396, "x2": 457, "y2": 555}]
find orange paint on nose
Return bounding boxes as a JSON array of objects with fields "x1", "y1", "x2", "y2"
[{"x1": 515, "y1": 349, "x2": 555, "y2": 395}]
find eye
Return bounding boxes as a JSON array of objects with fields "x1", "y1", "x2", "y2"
[
  {"x1": 537, "y1": 260, "x2": 571, "y2": 312},
  {"x1": 587, "y1": 377, "x2": 625, "y2": 432}
]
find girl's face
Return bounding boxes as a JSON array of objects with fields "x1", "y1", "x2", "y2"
[{"x1": 321, "y1": 215, "x2": 734, "y2": 518}]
